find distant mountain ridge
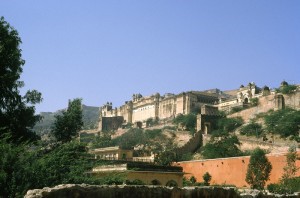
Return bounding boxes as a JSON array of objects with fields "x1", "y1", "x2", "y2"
[{"x1": 33, "y1": 105, "x2": 99, "y2": 135}]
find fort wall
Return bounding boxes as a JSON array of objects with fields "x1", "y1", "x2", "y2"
[
  {"x1": 175, "y1": 151, "x2": 300, "y2": 188},
  {"x1": 99, "y1": 91, "x2": 220, "y2": 131},
  {"x1": 228, "y1": 92, "x2": 300, "y2": 123}
]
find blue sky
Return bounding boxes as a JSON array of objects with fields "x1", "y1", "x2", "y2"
[{"x1": 1, "y1": 1, "x2": 299, "y2": 113}]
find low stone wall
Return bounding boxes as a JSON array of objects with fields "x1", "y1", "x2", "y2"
[{"x1": 25, "y1": 184, "x2": 299, "y2": 198}]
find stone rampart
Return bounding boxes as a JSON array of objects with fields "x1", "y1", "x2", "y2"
[
  {"x1": 228, "y1": 92, "x2": 300, "y2": 123},
  {"x1": 25, "y1": 184, "x2": 300, "y2": 198}
]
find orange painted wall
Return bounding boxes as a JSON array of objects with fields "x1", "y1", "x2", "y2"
[{"x1": 174, "y1": 151, "x2": 300, "y2": 187}]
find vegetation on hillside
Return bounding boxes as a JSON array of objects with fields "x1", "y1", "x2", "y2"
[
  {"x1": 264, "y1": 108, "x2": 300, "y2": 141},
  {"x1": 240, "y1": 122, "x2": 263, "y2": 137},
  {"x1": 199, "y1": 116, "x2": 245, "y2": 159},
  {"x1": 173, "y1": 113, "x2": 197, "y2": 133},
  {"x1": 201, "y1": 130, "x2": 243, "y2": 159},
  {"x1": 239, "y1": 108, "x2": 300, "y2": 142}
]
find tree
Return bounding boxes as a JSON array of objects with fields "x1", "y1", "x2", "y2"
[
  {"x1": 240, "y1": 122, "x2": 263, "y2": 137},
  {"x1": 217, "y1": 117, "x2": 243, "y2": 132},
  {"x1": 51, "y1": 98, "x2": 83, "y2": 143},
  {"x1": 281, "y1": 147, "x2": 299, "y2": 187},
  {"x1": 0, "y1": 17, "x2": 42, "y2": 142},
  {"x1": 201, "y1": 130, "x2": 243, "y2": 159},
  {"x1": 173, "y1": 113, "x2": 197, "y2": 132},
  {"x1": 203, "y1": 172, "x2": 212, "y2": 186},
  {"x1": 264, "y1": 108, "x2": 300, "y2": 139},
  {"x1": 155, "y1": 150, "x2": 176, "y2": 166},
  {"x1": 246, "y1": 148, "x2": 272, "y2": 189}
]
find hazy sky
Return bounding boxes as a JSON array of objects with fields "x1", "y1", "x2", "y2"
[{"x1": 1, "y1": 1, "x2": 299, "y2": 113}]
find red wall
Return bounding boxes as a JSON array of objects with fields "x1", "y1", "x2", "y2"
[{"x1": 174, "y1": 151, "x2": 300, "y2": 187}]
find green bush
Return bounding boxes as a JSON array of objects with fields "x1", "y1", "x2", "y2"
[
  {"x1": 203, "y1": 172, "x2": 212, "y2": 186},
  {"x1": 125, "y1": 179, "x2": 145, "y2": 185},
  {"x1": 146, "y1": 117, "x2": 159, "y2": 127},
  {"x1": 190, "y1": 176, "x2": 196, "y2": 184},
  {"x1": 173, "y1": 113, "x2": 197, "y2": 132},
  {"x1": 144, "y1": 129, "x2": 162, "y2": 139},
  {"x1": 276, "y1": 84, "x2": 298, "y2": 94},
  {"x1": 230, "y1": 106, "x2": 244, "y2": 114},
  {"x1": 240, "y1": 122, "x2": 263, "y2": 137},
  {"x1": 267, "y1": 177, "x2": 300, "y2": 194},
  {"x1": 201, "y1": 130, "x2": 243, "y2": 159},
  {"x1": 250, "y1": 98, "x2": 259, "y2": 106},
  {"x1": 217, "y1": 117, "x2": 244, "y2": 132},
  {"x1": 264, "y1": 108, "x2": 300, "y2": 138}
]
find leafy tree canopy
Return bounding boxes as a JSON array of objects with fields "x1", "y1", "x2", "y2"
[
  {"x1": 217, "y1": 117, "x2": 243, "y2": 132},
  {"x1": 276, "y1": 84, "x2": 298, "y2": 94},
  {"x1": 51, "y1": 98, "x2": 83, "y2": 143},
  {"x1": 240, "y1": 122, "x2": 263, "y2": 137},
  {"x1": 0, "y1": 17, "x2": 42, "y2": 142},
  {"x1": 201, "y1": 130, "x2": 243, "y2": 159},
  {"x1": 173, "y1": 113, "x2": 197, "y2": 132},
  {"x1": 246, "y1": 148, "x2": 272, "y2": 190},
  {"x1": 264, "y1": 108, "x2": 300, "y2": 139}
]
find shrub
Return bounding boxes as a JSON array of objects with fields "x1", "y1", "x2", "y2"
[
  {"x1": 203, "y1": 172, "x2": 212, "y2": 186},
  {"x1": 240, "y1": 122, "x2": 263, "y2": 137},
  {"x1": 201, "y1": 130, "x2": 243, "y2": 159},
  {"x1": 264, "y1": 108, "x2": 300, "y2": 138},
  {"x1": 230, "y1": 106, "x2": 244, "y2": 114},
  {"x1": 276, "y1": 84, "x2": 298, "y2": 94},
  {"x1": 146, "y1": 117, "x2": 159, "y2": 127},
  {"x1": 125, "y1": 179, "x2": 145, "y2": 185},
  {"x1": 173, "y1": 113, "x2": 197, "y2": 132},
  {"x1": 267, "y1": 177, "x2": 300, "y2": 194},
  {"x1": 144, "y1": 129, "x2": 162, "y2": 139},
  {"x1": 190, "y1": 176, "x2": 197, "y2": 184},
  {"x1": 250, "y1": 98, "x2": 259, "y2": 106},
  {"x1": 217, "y1": 117, "x2": 243, "y2": 132}
]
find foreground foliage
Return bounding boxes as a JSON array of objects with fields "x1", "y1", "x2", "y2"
[
  {"x1": 0, "y1": 17, "x2": 42, "y2": 142},
  {"x1": 0, "y1": 139, "x2": 114, "y2": 197}
]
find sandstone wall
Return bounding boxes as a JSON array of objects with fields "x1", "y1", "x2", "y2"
[
  {"x1": 132, "y1": 104, "x2": 156, "y2": 123},
  {"x1": 228, "y1": 95, "x2": 276, "y2": 122},
  {"x1": 284, "y1": 92, "x2": 300, "y2": 110},
  {"x1": 228, "y1": 92, "x2": 300, "y2": 123},
  {"x1": 175, "y1": 151, "x2": 300, "y2": 188},
  {"x1": 158, "y1": 97, "x2": 176, "y2": 119}
]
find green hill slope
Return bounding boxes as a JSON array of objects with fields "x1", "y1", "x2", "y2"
[{"x1": 34, "y1": 105, "x2": 99, "y2": 135}]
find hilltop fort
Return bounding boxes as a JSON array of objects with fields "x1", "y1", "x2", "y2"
[{"x1": 99, "y1": 81, "x2": 298, "y2": 132}]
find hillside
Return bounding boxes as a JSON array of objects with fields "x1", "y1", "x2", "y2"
[{"x1": 34, "y1": 105, "x2": 99, "y2": 135}]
